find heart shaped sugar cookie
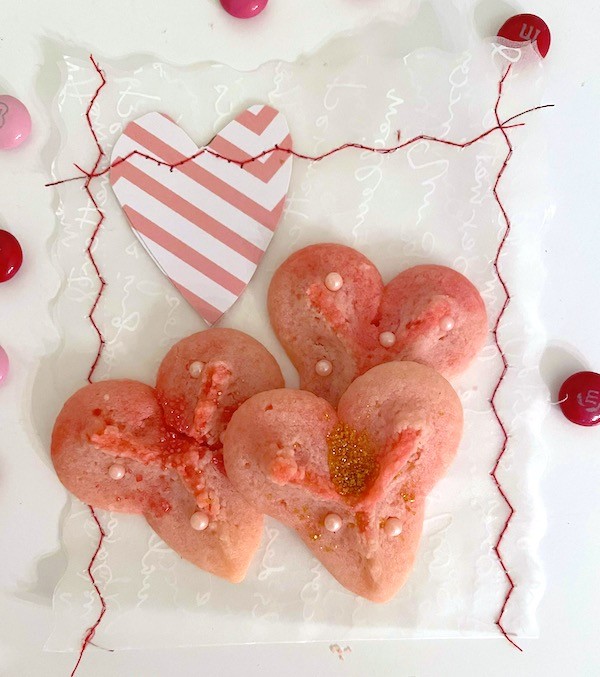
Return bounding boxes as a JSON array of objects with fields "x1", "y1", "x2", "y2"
[
  {"x1": 269, "y1": 243, "x2": 487, "y2": 405},
  {"x1": 51, "y1": 328, "x2": 284, "y2": 582},
  {"x1": 110, "y1": 106, "x2": 293, "y2": 325},
  {"x1": 222, "y1": 361, "x2": 463, "y2": 602}
]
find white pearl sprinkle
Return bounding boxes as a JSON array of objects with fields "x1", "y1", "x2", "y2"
[
  {"x1": 439, "y1": 316, "x2": 455, "y2": 332},
  {"x1": 384, "y1": 517, "x2": 403, "y2": 537},
  {"x1": 324, "y1": 272, "x2": 343, "y2": 292},
  {"x1": 190, "y1": 511, "x2": 209, "y2": 531},
  {"x1": 379, "y1": 331, "x2": 396, "y2": 348},
  {"x1": 315, "y1": 359, "x2": 333, "y2": 377},
  {"x1": 108, "y1": 464, "x2": 125, "y2": 480},
  {"x1": 103, "y1": 394, "x2": 110, "y2": 402},
  {"x1": 188, "y1": 361, "x2": 205, "y2": 378},
  {"x1": 324, "y1": 513, "x2": 343, "y2": 533}
]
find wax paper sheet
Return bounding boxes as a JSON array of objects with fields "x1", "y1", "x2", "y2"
[{"x1": 37, "y1": 23, "x2": 550, "y2": 650}]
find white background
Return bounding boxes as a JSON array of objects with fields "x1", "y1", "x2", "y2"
[{"x1": 0, "y1": 1, "x2": 599, "y2": 676}]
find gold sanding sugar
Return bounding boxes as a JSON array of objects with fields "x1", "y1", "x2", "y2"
[{"x1": 327, "y1": 423, "x2": 377, "y2": 496}]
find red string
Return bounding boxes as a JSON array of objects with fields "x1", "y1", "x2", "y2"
[
  {"x1": 69, "y1": 55, "x2": 109, "y2": 677},
  {"x1": 489, "y1": 64, "x2": 524, "y2": 653},
  {"x1": 51, "y1": 56, "x2": 549, "y2": 666},
  {"x1": 69, "y1": 507, "x2": 107, "y2": 677},
  {"x1": 85, "y1": 55, "x2": 107, "y2": 160},
  {"x1": 44, "y1": 108, "x2": 553, "y2": 190}
]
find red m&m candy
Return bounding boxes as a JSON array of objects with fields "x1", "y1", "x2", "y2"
[
  {"x1": 559, "y1": 371, "x2": 600, "y2": 427},
  {"x1": 0, "y1": 229, "x2": 23, "y2": 283},
  {"x1": 498, "y1": 14, "x2": 551, "y2": 58}
]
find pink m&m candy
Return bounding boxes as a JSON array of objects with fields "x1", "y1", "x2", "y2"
[
  {"x1": 559, "y1": 371, "x2": 600, "y2": 427},
  {"x1": 0, "y1": 95, "x2": 31, "y2": 150},
  {"x1": 0, "y1": 346, "x2": 9, "y2": 386},
  {"x1": 220, "y1": 0, "x2": 268, "y2": 19}
]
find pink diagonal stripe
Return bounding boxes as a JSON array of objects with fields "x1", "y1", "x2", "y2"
[
  {"x1": 261, "y1": 196, "x2": 286, "y2": 232},
  {"x1": 112, "y1": 162, "x2": 263, "y2": 264},
  {"x1": 124, "y1": 122, "x2": 283, "y2": 227},
  {"x1": 172, "y1": 280, "x2": 223, "y2": 325},
  {"x1": 208, "y1": 134, "x2": 293, "y2": 183},
  {"x1": 123, "y1": 205, "x2": 246, "y2": 296},
  {"x1": 236, "y1": 106, "x2": 279, "y2": 135}
]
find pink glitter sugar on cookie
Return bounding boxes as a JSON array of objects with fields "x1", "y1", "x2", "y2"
[{"x1": 157, "y1": 327, "x2": 284, "y2": 446}]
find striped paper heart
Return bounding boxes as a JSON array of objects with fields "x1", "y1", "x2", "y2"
[{"x1": 110, "y1": 106, "x2": 292, "y2": 325}]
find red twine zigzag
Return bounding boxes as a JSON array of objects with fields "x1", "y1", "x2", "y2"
[
  {"x1": 69, "y1": 55, "x2": 109, "y2": 677},
  {"x1": 488, "y1": 65, "x2": 523, "y2": 653},
  {"x1": 53, "y1": 55, "x2": 548, "y2": 671},
  {"x1": 69, "y1": 508, "x2": 107, "y2": 677},
  {"x1": 81, "y1": 55, "x2": 107, "y2": 386}
]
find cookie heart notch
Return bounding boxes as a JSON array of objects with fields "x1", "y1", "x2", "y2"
[
  {"x1": 268, "y1": 243, "x2": 487, "y2": 405},
  {"x1": 51, "y1": 328, "x2": 284, "y2": 583},
  {"x1": 223, "y1": 361, "x2": 463, "y2": 602}
]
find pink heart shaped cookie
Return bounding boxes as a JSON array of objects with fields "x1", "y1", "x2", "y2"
[
  {"x1": 51, "y1": 328, "x2": 284, "y2": 582},
  {"x1": 269, "y1": 243, "x2": 487, "y2": 405},
  {"x1": 223, "y1": 361, "x2": 463, "y2": 602},
  {"x1": 110, "y1": 106, "x2": 293, "y2": 325}
]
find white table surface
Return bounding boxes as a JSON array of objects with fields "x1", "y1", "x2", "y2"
[{"x1": 1, "y1": 1, "x2": 599, "y2": 675}]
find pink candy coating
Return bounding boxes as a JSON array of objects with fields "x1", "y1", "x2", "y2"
[
  {"x1": 324, "y1": 513, "x2": 342, "y2": 533},
  {"x1": 0, "y1": 346, "x2": 9, "y2": 385},
  {"x1": 190, "y1": 511, "x2": 209, "y2": 531},
  {"x1": 315, "y1": 359, "x2": 333, "y2": 377},
  {"x1": 379, "y1": 331, "x2": 396, "y2": 348},
  {"x1": 220, "y1": 0, "x2": 268, "y2": 19},
  {"x1": 325, "y1": 272, "x2": 343, "y2": 292},
  {"x1": 108, "y1": 464, "x2": 125, "y2": 480},
  {"x1": 384, "y1": 517, "x2": 403, "y2": 537},
  {"x1": 439, "y1": 316, "x2": 455, "y2": 332},
  {"x1": 0, "y1": 95, "x2": 31, "y2": 150}
]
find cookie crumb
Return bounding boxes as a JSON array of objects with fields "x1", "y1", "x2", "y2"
[{"x1": 329, "y1": 644, "x2": 352, "y2": 661}]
